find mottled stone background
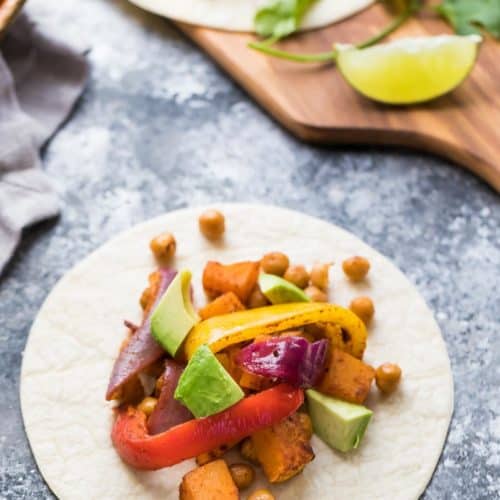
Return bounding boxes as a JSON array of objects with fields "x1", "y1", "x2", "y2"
[{"x1": 1, "y1": 1, "x2": 499, "y2": 498}]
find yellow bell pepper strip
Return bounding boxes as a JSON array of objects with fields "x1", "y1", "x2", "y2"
[{"x1": 184, "y1": 303, "x2": 367, "y2": 360}]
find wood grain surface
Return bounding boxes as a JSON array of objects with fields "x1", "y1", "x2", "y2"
[{"x1": 176, "y1": 4, "x2": 500, "y2": 192}]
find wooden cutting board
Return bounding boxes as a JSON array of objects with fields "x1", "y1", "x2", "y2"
[
  {"x1": 176, "y1": 4, "x2": 500, "y2": 192},
  {"x1": 0, "y1": 0, "x2": 25, "y2": 37}
]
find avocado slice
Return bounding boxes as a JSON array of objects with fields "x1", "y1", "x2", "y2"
[
  {"x1": 306, "y1": 389, "x2": 373, "y2": 452},
  {"x1": 174, "y1": 344, "x2": 244, "y2": 418},
  {"x1": 258, "y1": 273, "x2": 311, "y2": 304},
  {"x1": 151, "y1": 269, "x2": 199, "y2": 357}
]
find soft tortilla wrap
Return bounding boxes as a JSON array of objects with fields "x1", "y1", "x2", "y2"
[
  {"x1": 21, "y1": 204, "x2": 453, "y2": 499},
  {"x1": 128, "y1": 0, "x2": 374, "y2": 32}
]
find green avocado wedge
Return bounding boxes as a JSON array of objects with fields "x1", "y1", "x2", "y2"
[
  {"x1": 174, "y1": 344, "x2": 244, "y2": 418},
  {"x1": 151, "y1": 269, "x2": 199, "y2": 357},
  {"x1": 306, "y1": 389, "x2": 373, "y2": 452},
  {"x1": 259, "y1": 272, "x2": 311, "y2": 304}
]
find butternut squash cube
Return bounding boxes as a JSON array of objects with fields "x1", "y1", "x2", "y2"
[
  {"x1": 199, "y1": 292, "x2": 245, "y2": 320},
  {"x1": 239, "y1": 369, "x2": 274, "y2": 392},
  {"x1": 317, "y1": 348, "x2": 375, "y2": 404},
  {"x1": 179, "y1": 459, "x2": 238, "y2": 500},
  {"x1": 251, "y1": 412, "x2": 314, "y2": 483},
  {"x1": 202, "y1": 261, "x2": 260, "y2": 303}
]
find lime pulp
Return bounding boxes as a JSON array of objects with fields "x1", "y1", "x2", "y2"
[{"x1": 336, "y1": 35, "x2": 482, "y2": 105}]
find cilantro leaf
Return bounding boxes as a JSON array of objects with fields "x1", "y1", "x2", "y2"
[
  {"x1": 254, "y1": 0, "x2": 317, "y2": 39},
  {"x1": 436, "y1": 0, "x2": 500, "y2": 38}
]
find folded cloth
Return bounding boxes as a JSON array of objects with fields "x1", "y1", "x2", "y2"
[{"x1": 0, "y1": 13, "x2": 89, "y2": 274}]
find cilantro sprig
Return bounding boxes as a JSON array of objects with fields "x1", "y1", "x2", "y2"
[
  {"x1": 250, "y1": 0, "x2": 420, "y2": 62},
  {"x1": 249, "y1": 0, "x2": 498, "y2": 63},
  {"x1": 255, "y1": 0, "x2": 317, "y2": 40},
  {"x1": 436, "y1": 0, "x2": 500, "y2": 38}
]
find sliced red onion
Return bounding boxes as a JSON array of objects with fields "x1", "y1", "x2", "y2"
[
  {"x1": 147, "y1": 360, "x2": 193, "y2": 435},
  {"x1": 106, "y1": 268, "x2": 177, "y2": 400},
  {"x1": 237, "y1": 336, "x2": 328, "y2": 388}
]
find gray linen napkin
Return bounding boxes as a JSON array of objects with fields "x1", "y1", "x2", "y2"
[{"x1": 0, "y1": 14, "x2": 89, "y2": 273}]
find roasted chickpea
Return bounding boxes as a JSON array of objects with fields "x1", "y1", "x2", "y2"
[
  {"x1": 350, "y1": 296, "x2": 375, "y2": 324},
  {"x1": 310, "y1": 261, "x2": 332, "y2": 290},
  {"x1": 240, "y1": 438, "x2": 258, "y2": 464},
  {"x1": 247, "y1": 286, "x2": 269, "y2": 308},
  {"x1": 229, "y1": 463, "x2": 255, "y2": 490},
  {"x1": 375, "y1": 363, "x2": 402, "y2": 394},
  {"x1": 283, "y1": 265, "x2": 309, "y2": 289},
  {"x1": 342, "y1": 256, "x2": 370, "y2": 281},
  {"x1": 261, "y1": 252, "x2": 289, "y2": 276},
  {"x1": 199, "y1": 209, "x2": 225, "y2": 240},
  {"x1": 138, "y1": 396, "x2": 158, "y2": 416},
  {"x1": 150, "y1": 232, "x2": 176, "y2": 262},
  {"x1": 248, "y1": 489, "x2": 275, "y2": 500},
  {"x1": 304, "y1": 285, "x2": 328, "y2": 303}
]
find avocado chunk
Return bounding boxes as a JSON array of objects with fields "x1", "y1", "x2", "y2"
[
  {"x1": 306, "y1": 389, "x2": 373, "y2": 452},
  {"x1": 151, "y1": 269, "x2": 199, "y2": 357},
  {"x1": 175, "y1": 345, "x2": 244, "y2": 418},
  {"x1": 258, "y1": 273, "x2": 311, "y2": 304}
]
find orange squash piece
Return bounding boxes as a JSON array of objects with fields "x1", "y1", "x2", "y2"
[
  {"x1": 215, "y1": 352, "x2": 231, "y2": 373},
  {"x1": 179, "y1": 459, "x2": 238, "y2": 500},
  {"x1": 251, "y1": 412, "x2": 314, "y2": 483},
  {"x1": 317, "y1": 348, "x2": 375, "y2": 404},
  {"x1": 199, "y1": 292, "x2": 245, "y2": 320},
  {"x1": 202, "y1": 261, "x2": 260, "y2": 303},
  {"x1": 216, "y1": 347, "x2": 243, "y2": 383},
  {"x1": 239, "y1": 369, "x2": 275, "y2": 392}
]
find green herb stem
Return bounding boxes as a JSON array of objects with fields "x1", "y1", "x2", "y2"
[
  {"x1": 248, "y1": 5, "x2": 417, "y2": 63},
  {"x1": 259, "y1": 35, "x2": 280, "y2": 47},
  {"x1": 247, "y1": 44, "x2": 336, "y2": 63}
]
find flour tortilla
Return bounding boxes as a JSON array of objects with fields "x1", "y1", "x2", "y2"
[
  {"x1": 21, "y1": 204, "x2": 453, "y2": 500},
  {"x1": 128, "y1": 0, "x2": 374, "y2": 32}
]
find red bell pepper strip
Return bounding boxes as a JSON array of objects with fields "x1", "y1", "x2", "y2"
[{"x1": 112, "y1": 384, "x2": 303, "y2": 470}]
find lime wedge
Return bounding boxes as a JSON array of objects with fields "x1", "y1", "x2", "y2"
[{"x1": 336, "y1": 35, "x2": 481, "y2": 105}]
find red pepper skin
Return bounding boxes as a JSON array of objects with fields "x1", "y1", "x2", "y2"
[{"x1": 111, "y1": 384, "x2": 303, "y2": 470}]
